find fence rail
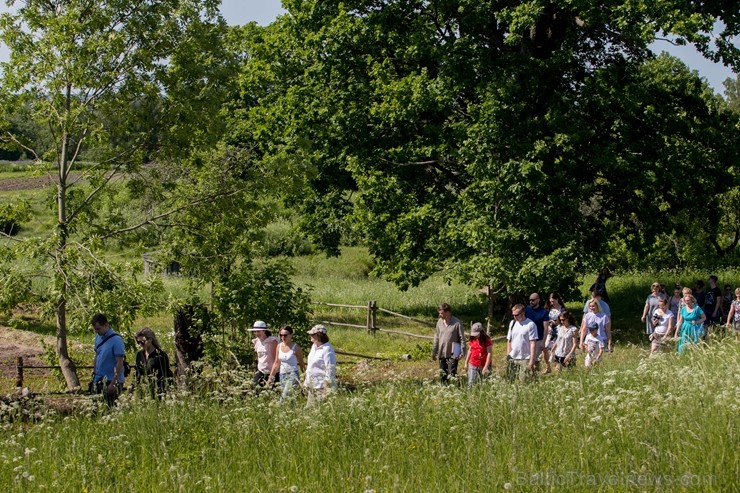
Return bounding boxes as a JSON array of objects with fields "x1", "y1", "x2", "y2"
[{"x1": 313, "y1": 300, "x2": 435, "y2": 339}]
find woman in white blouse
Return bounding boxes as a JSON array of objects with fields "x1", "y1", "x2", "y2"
[{"x1": 304, "y1": 324, "x2": 337, "y2": 405}]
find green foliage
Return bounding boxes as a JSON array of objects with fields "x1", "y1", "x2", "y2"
[
  {"x1": 0, "y1": 200, "x2": 31, "y2": 235},
  {"x1": 206, "y1": 260, "x2": 312, "y2": 365},
  {"x1": 261, "y1": 220, "x2": 314, "y2": 257},
  {"x1": 0, "y1": 0, "x2": 233, "y2": 389},
  {"x1": 238, "y1": 1, "x2": 740, "y2": 301}
]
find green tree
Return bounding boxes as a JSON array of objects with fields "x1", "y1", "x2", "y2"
[
  {"x1": 237, "y1": 1, "x2": 740, "y2": 302},
  {"x1": 0, "y1": 0, "x2": 229, "y2": 390},
  {"x1": 725, "y1": 74, "x2": 740, "y2": 113}
]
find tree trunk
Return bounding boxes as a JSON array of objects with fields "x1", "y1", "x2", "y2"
[
  {"x1": 55, "y1": 86, "x2": 80, "y2": 391},
  {"x1": 174, "y1": 305, "x2": 205, "y2": 377},
  {"x1": 56, "y1": 293, "x2": 80, "y2": 390}
]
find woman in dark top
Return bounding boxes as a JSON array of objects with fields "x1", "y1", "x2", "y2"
[{"x1": 134, "y1": 327, "x2": 173, "y2": 397}]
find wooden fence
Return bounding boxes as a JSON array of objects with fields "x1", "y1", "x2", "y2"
[
  {"x1": 313, "y1": 300, "x2": 436, "y2": 340},
  {"x1": 14, "y1": 357, "x2": 94, "y2": 393}
]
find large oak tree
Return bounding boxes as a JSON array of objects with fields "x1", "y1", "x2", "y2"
[{"x1": 237, "y1": 1, "x2": 740, "y2": 303}]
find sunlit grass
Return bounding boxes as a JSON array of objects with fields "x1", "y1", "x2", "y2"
[{"x1": 0, "y1": 341, "x2": 736, "y2": 492}]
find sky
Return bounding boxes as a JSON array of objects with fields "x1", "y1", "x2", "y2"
[{"x1": 0, "y1": 0, "x2": 736, "y2": 93}]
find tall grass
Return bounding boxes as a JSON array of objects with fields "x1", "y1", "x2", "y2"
[{"x1": 1, "y1": 341, "x2": 736, "y2": 492}]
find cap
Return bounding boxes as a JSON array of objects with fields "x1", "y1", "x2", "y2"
[
  {"x1": 587, "y1": 322, "x2": 599, "y2": 331},
  {"x1": 470, "y1": 322, "x2": 483, "y2": 337},
  {"x1": 247, "y1": 320, "x2": 268, "y2": 331},
  {"x1": 307, "y1": 324, "x2": 327, "y2": 335}
]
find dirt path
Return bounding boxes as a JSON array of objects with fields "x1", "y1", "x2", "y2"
[
  {"x1": 0, "y1": 172, "x2": 83, "y2": 192},
  {"x1": 0, "y1": 326, "x2": 88, "y2": 391}
]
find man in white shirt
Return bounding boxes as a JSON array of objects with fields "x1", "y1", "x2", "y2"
[{"x1": 506, "y1": 304, "x2": 538, "y2": 382}]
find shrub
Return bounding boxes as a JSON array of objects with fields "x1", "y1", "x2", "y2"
[
  {"x1": 205, "y1": 260, "x2": 312, "y2": 366},
  {"x1": 0, "y1": 201, "x2": 32, "y2": 236}
]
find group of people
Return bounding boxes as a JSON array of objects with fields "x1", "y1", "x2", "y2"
[
  {"x1": 91, "y1": 273, "x2": 740, "y2": 404},
  {"x1": 90, "y1": 313, "x2": 339, "y2": 407},
  {"x1": 432, "y1": 289, "x2": 614, "y2": 388},
  {"x1": 641, "y1": 276, "x2": 740, "y2": 355},
  {"x1": 249, "y1": 321, "x2": 338, "y2": 405}
]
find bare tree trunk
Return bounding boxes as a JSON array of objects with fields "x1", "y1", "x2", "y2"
[
  {"x1": 55, "y1": 290, "x2": 80, "y2": 390},
  {"x1": 55, "y1": 84, "x2": 80, "y2": 391}
]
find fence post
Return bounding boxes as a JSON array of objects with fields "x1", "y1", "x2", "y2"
[
  {"x1": 371, "y1": 300, "x2": 378, "y2": 336},
  {"x1": 16, "y1": 356, "x2": 23, "y2": 389},
  {"x1": 366, "y1": 301, "x2": 373, "y2": 334}
]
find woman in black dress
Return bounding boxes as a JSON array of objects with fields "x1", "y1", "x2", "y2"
[{"x1": 134, "y1": 327, "x2": 173, "y2": 397}]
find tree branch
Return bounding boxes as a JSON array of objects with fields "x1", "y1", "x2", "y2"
[
  {"x1": 98, "y1": 186, "x2": 249, "y2": 240},
  {"x1": 66, "y1": 160, "x2": 126, "y2": 223}
]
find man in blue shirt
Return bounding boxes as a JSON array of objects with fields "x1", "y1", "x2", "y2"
[
  {"x1": 525, "y1": 292, "x2": 550, "y2": 373},
  {"x1": 91, "y1": 313, "x2": 126, "y2": 406}
]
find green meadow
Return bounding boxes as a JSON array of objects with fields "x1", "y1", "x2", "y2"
[
  {"x1": 0, "y1": 173, "x2": 738, "y2": 492},
  {"x1": 0, "y1": 340, "x2": 736, "y2": 492}
]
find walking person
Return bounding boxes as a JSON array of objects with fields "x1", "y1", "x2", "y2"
[
  {"x1": 703, "y1": 275, "x2": 723, "y2": 328},
  {"x1": 462, "y1": 323, "x2": 492, "y2": 389},
  {"x1": 676, "y1": 293, "x2": 706, "y2": 354},
  {"x1": 249, "y1": 320, "x2": 279, "y2": 391},
  {"x1": 668, "y1": 285, "x2": 683, "y2": 316},
  {"x1": 580, "y1": 299, "x2": 612, "y2": 354},
  {"x1": 505, "y1": 304, "x2": 537, "y2": 382},
  {"x1": 90, "y1": 313, "x2": 125, "y2": 406},
  {"x1": 588, "y1": 268, "x2": 611, "y2": 303},
  {"x1": 582, "y1": 289, "x2": 611, "y2": 317},
  {"x1": 725, "y1": 287, "x2": 740, "y2": 341},
  {"x1": 649, "y1": 298, "x2": 674, "y2": 356},
  {"x1": 134, "y1": 327, "x2": 173, "y2": 398},
  {"x1": 525, "y1": 292, "x2": 550, "y2": 373},
  {"x1": 551, "y1": 310, "x2": 578, "y2": 371},
  {"x1": 304, "y1": 324, "x2": 337, "y2": 405},
  {"x1": 641, "y1": 282, "x2": 663, "y2": 336},
  {"x1": 543, "y1": 292, "x2": 566, "y2": 370},
  {"x1": 583, "y1": 323, "x2": 604, "y2": 369},
  {"x1": 267, "y1": 326, "x2": 305, "y2": 402},
  {"x1": 432, "y1": 303, "x2": 466, "y2": 383}
]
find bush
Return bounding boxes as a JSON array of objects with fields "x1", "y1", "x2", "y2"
[
  {"x1": 261, "y1": 221, "x2": 314, "y2": 257},
  {"x1": 206, "y1": 260, "x2": 312, "y2": 366},
  {"x1": 0, "y1": 201, "x2": 32, "y2": 236}
]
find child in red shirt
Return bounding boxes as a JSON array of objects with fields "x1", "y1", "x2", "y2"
[{"x1": 463, "y1": 322, "x2": 492, "y2": 389}]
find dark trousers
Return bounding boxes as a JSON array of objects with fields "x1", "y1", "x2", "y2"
[
  {"x1": 438, "y1": 357, "x2": 459, "y2": 383},
  {"x1": 253, "y1": 371, "x2": 278, "y2": 391},
  {"x1": 93, "y1": 380, "x2": 123, "y2": 406}
]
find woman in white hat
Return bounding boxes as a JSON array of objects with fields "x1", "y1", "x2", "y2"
[
  {"x1": 249, "y1": 320, "x2": 278, "y2": 391},
  {"x1": 304, "y1": 324, "x2": 337, "y2": 405}
]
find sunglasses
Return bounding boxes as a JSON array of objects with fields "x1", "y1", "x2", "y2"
[
  {"x1": 136, "y1": 339, "x2": 146, "y2": 345},
  {"x1": 279, "y1": 333, "x2": 290, "y2": 338}
]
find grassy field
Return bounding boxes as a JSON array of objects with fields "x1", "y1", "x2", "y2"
[
  {"x1": 0, "y1": 340, "x2": 736, "y2": 492},
  {"x1": 0, "y1": 171, "x2": 738, "y2": 491}
]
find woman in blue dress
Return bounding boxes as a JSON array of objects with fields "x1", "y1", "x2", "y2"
[{"x1": 675, "y1": 292, "x2": 706, "y2": 354}]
